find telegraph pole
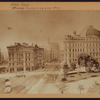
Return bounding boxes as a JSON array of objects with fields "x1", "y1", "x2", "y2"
[{"x1": 23, "y1": 53, "x2": 26, "y2": 77}]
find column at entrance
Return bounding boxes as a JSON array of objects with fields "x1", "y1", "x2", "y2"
[{"x1": 23, "y1": 53, "x2": 26, "y2": 74}]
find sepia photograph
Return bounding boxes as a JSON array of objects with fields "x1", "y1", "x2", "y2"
[{"x1": 0, "y1": 8, "x2": 100, "y2": 95}]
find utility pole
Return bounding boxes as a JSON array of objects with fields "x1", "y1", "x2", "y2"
[
  {"x1": 88, "y1": 11, "x2": 93, "y2": 26},
  {"x1": 23, "y1": 53, "x2": 26, "y2": 77},
  {"x1": 62, "y1": 62, "x2": 69, "y2": 81}
]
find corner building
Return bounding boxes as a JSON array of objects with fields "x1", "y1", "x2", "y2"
[
  {"x1": 34, "y1": 45, "x2": 44, "y2": 69},
  {"x1": 0, "y1": 49, "x2": 4, "y2": 64},
  {"x1": 7, "y1": 43, "x2": 44, "y2": 73},
  {"x1": 64, "y1": 25, "x2": 100, "y2": 66}
]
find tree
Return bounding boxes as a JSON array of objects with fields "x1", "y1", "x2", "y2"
[
  {"x1": 0, "y1": 59, "x2": 8, "y2": 65},
  {"x1": 78, "y1": 53, "x2": 100, "y2": 72},
  {"x1": 87, "y1": 81, "x2": 100, "y2": 94},
  {"x1": 78, "y1": 84, "x2": 84, "y2": 94},
  {"x1": 70, "y1": 62, "x2": 76, "y2": 71},
  {"x1": 62, "y1": 63, "x2": 69, "y2": 81},
  {"x1": 56, "y1": 82, "x2": 69, "y2": 94}
]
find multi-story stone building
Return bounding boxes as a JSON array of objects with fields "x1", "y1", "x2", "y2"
[
  {"x1": 43, "y1": 42, "x2": 61, "y2": 63},
  {"x1": 64, "y1": 25, "x2": 100, "y2": 66},
  {"x1": 44, "y1": 48, "x2": 51, "y2": 63},
  {"x1": 7, "y1": 43, "x2": 44, "y2": 73},
  {"x1": 49, "y1": 42, "x2": 60, "y2": 62},
  {"x1": 0, "y1": 49, "x2": 4, "y2": 65},
  {"x1": 34, "y1": 44, "x2": 45, "y2": 69}
]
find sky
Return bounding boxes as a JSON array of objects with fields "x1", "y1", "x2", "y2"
[{"x1": 0, "y1": 10, "x2": 100, "y2": 57}]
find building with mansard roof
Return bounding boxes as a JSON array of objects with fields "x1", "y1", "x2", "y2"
[
  {"x1": 0, "y1": 49, "x2": 4, "y2": 65},
  {"x1": 63, "y1": 25, "x2": 100, "y2": 66},
  {"x1": 7, "y1": 43, "x2": 44, "y2": 73}
]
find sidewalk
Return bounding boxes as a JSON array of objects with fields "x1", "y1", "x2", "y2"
[
  {"x1": 27, "y1": 74, "x2": 47, "y2": 94},
  {"x1": 39, "y1": 83, "x2": 60, "y2": 94},
  {"x1": 32, "y1": 76, "x2": 100, "y2": 94}
]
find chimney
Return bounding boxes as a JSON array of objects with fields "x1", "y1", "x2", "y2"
[
  {"x1": 32, "y1": 43, "x2": 34, "y2": 46},
  {"x1": 73, "y1": 31, "x2": 76, "y2": 35}
]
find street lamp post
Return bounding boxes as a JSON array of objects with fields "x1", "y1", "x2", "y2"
[
  {"x1": 23, "y1": 53, "x2": 26, "y2": 77},
  {"x1": 62, "y1": 62, "x2": 69, "y2": 81}
]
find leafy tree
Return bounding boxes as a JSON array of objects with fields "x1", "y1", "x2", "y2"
[
  {"x1": 87, "y1": 81, "x2": 100, "y2": 94},
  {"x1": 70, "y1": 62, "x2": 76, "y2": 71},
  {"x1": 78, "y1": 84, "x2": 84, "y2": 94},
  {"x1": 56, "y1": 82, "x2": 69, "y2": 94},
  {"x1": 78, "y1": 53, "x2": 100, "y2": 72}
]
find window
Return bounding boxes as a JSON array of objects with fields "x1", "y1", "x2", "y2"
[
  {"x1": 93, "y1": 43, "x2": 94, "y2": 46},
  {"x1": 9, "y1": 58, "x2": 11, "y2": 61},
  {"x1": 17, "y1": 53, "x2": 18, "y2": 57},
  {"x1": 12, "y1": 54, "x2": 14, "y2": 58},
  {"x1": 78, "y1": 49, "x2": 79, "y2": 52},
  {"x1": 26, "y1": 53, "x2": 27, "y2": 57},
  {"x1": 29, "y1": 53, "x2": 30, "y2": 57},
  {"x1": 9, "y1": 54, "x2": 11, "y2": 57},
  {"x1": 21, "y1": 54, "x2": 23, "y2": 57},
  {"x1": 9, "y1": 63, "x2": 11, "y2": 66}
]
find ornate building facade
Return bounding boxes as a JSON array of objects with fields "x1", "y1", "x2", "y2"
[
  {"x1": 34, "y1": 45, "x2": 44, "y2": 69},
  {"x1": 0, "y1": 49, "x2": 4, "y2": 65},
  {"x1": 64, "y1": 25, "x2": 100, "y2": 66},
  {"x1": 7, "y1": 43, "x2": 44, "y2": 73}
]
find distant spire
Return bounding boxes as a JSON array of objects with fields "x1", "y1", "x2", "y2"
[
  {"x1": 88, "y1": 11, "x2": 93, "y2": 26},
  {"x1": 88, "y1": 11, "x2": 90, "y2": 26}
]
